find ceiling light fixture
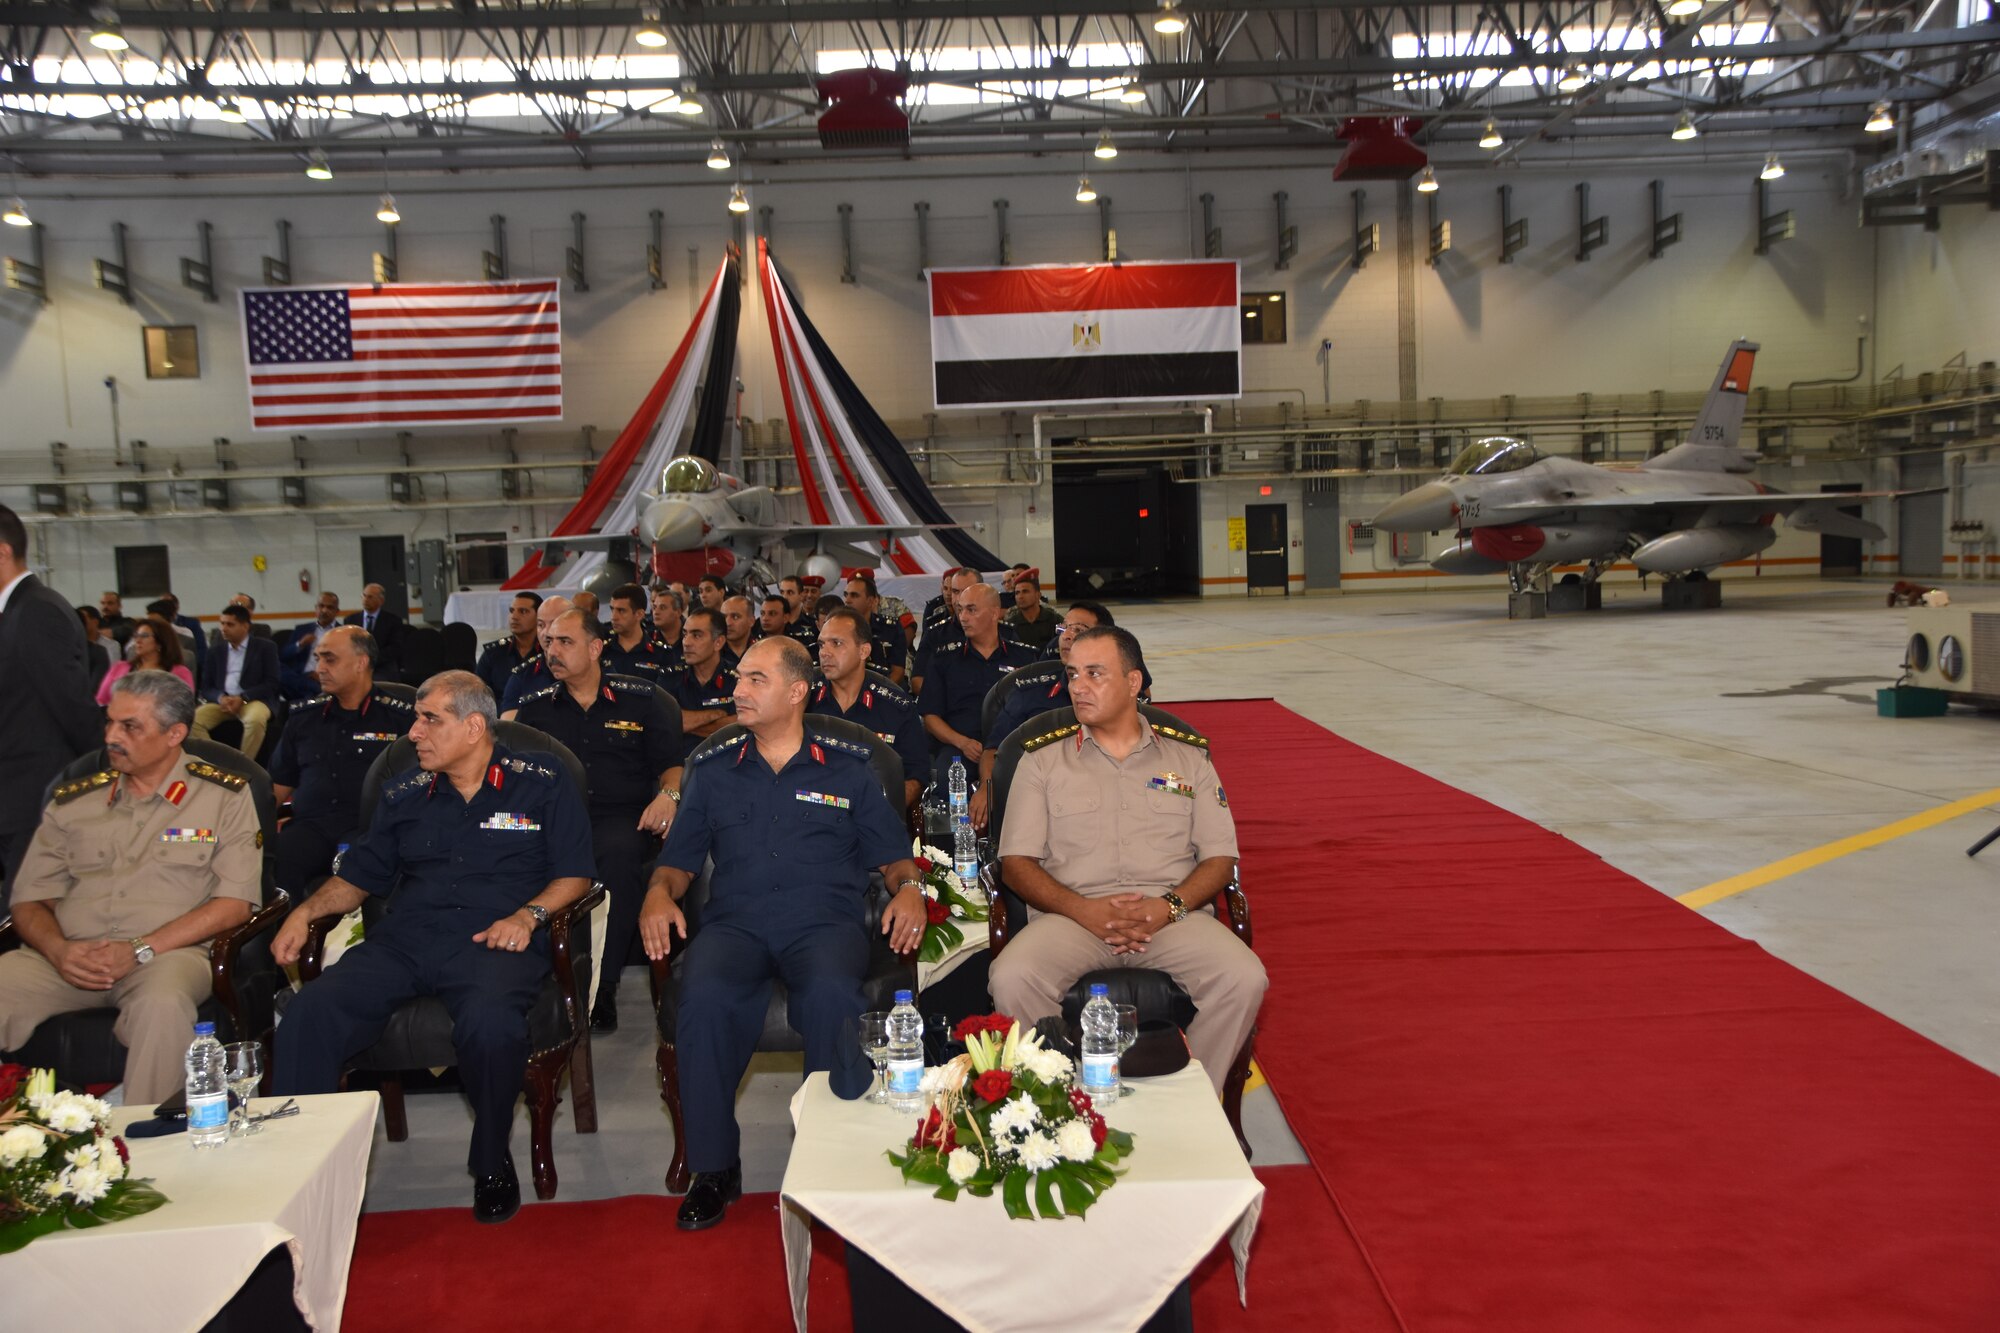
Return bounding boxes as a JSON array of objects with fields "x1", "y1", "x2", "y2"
[
  {"x1": 1094, "y1": 129, "x2": 1117, "y2": 160},
  {"x1": 707, "y1": 140, "x2": 730, "y2": 169},
  {"x1": 1478, "y1": 119, "x2": 1502, "y2": 149},
  {"x1": 676, "y1": 82, "x2": 704, "y2": 115},
  {"x1": 88, "y1": 12, "x2": 128, "y2": 52},
  {"x1": 1760, "y1": 153, "x2": 1785, "y2": 181},
  {"x1": 305, "y1": 149, "x2": 332, "y2": 179},
  {"x1": 3, "y1": 196, "x2": 30, "y2": 227},
  {"x1": 634, "y1": 4, "x2": 669, "y2": 48},
  {"x1": 1665, "y1": 0, "x2": 1704, "y2": 15},
  {"x1": 1557, "y1": 65, "x2": 1590, "y2": 93},
  {"x1": 727, "y1": 183, "x2": 749, "y2": 213},
  {"x1": 1153, "y1": 0, "x2": 1187, "y2": 36},
  {"x1": 1120, "y1": 79, "x2": 1146, "y2": 103},
  {"x1": 1075, "y1": 174, "x2": 1097, "y2": 203},
  {"x1": 1415, "y1": 165, "x2": 1438, "y2": 193},
  {"x1": 1865, "y1": 100, "x2": 1894, "y2": 133},
  {"x1": 376, "y1": 192, "x2": 401, "y2": 223},
  {"x1": 1671, "y1": 111, "x2": 1698, "y2": 141}
]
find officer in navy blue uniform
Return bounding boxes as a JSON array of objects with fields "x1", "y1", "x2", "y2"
[
  {"x1": 601, "y1": 583, "x2": 680, "y2": 685},
  {"x1": 269, "y1": 626, "x2": 415, "y2": 893},
  {"x1": 273, "y1": 670, "x2": 595, "y2": 1225},
  {"x1": 515, "y1": 608, "x2": 684, "y2": 1033},
  {"x1": 640, "y1": 637, "x2": 925, "y2": 1231},
  {"x1": 917, "y1": 582, "x2": 1037, "y2": 785},
  {"x1": 667, "y1": 606, "x2": 739, "y2": 739},
  {"x1": 475, "y1": 592, "x2": 543, "y2": 699},
  {"x1": 911, "y1": 567, "x2": 980, "y2": 691},
  {"x1": 499, "y1": 594, "x2": 571, "y2": 716},
  {"x1": 808, "y1": 607, "x2": 926, "y2": 814}
]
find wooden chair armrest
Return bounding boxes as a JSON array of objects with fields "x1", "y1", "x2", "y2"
[
  {"x1": 295, "y1": 911, "x2": 346, "y2": 984},
  {"x1": 986, "y1": 881, "x2": 1017, "y2": 957},
  {"x1": 1217, "y1": 868, "x2": 1252, "y2": 950},
  {"x1": 547, "y1": 883, "x2": 606, "y2": 1033},
  {"x1": 207, "y1": 890, "x2": 291, "y2": 1034}
]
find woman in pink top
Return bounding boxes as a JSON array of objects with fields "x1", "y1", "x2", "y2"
[{"x1": 96, "y1": 614, "x2": 195, "y2": 706}]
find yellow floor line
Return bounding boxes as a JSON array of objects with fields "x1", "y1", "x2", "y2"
[{"x1": 1678, "y1": 786, "x2": 2000, "y2": 910}]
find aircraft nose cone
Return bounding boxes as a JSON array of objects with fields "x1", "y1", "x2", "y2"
[
  {"x1": 644, "y1": 499, "x2": 707, "y2": 551},
  {"x1": 1373, "y1": 481, "x2": 1457, "y2": 532}
]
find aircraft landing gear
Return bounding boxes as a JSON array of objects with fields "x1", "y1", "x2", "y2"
[{"x1": 1506, "y1": 563, "x2": 1553, "y2": 620}]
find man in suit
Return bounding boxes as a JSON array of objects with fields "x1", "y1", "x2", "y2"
[
  {"x1": 76, "y1": 605, "x2": 113, "y2": 690},
  {"x1": 345, "y1": 583, "x2": 404, "y2": 681},
  {"x1": 97, "y1": 590, "x2": 135, "y2": 646},
  {"x1": 281, "y1": 592, "x2": 344, "y2": 701},
  {"x1": 192, "y1": 604, "x2": 283, "y2": 757},
  {"x1": 0, "y1": 504, "x2": 101, "y2": 898}
]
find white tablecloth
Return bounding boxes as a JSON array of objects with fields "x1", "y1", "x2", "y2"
[
  {"x1": 780, "y1": 1063, "x2": 1263, "y2": 1333},
  {"x1": 0, "y1": 1092, "x2": 379, "y2": 1333}
]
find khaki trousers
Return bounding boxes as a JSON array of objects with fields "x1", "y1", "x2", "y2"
[
  {"x1": 192, "y1": 701, "x2": 272, "y2": 757},
  {"x1": 0, "y1": 945, "x2": 213, "y2": 1102},
  {"x1": 988, "y1": 909, "x2": 1267, "y2": 1097}
]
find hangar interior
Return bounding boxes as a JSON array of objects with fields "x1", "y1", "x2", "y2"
[{"x1": 3, "y1": 0, "x2": 2000, "y2": 1317}]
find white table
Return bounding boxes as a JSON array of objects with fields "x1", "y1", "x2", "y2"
[
  {"x1": 780, "y1": 1063, "x2": 1263, "y2": 1333},
  {"x1": 0, "y1": 1092, "x2": 379, "y2": 1333}
]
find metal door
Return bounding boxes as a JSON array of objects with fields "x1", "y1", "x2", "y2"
[
  {"x1": 1245, "y1": 503, "x2": 1289, "y2": 595},
  {"x1": 1819, "y1": 483, "x2": 1863, "y2": 577},
  {"x1": 1303, "y1": 483, "x2": 1341, "y2": 590},
  {"x1": 360, "y1": 535, "x2": 411, "y2": 618},
  {"x1": 1898, "y1": 452, "x2": 1944, "y2": 578}
]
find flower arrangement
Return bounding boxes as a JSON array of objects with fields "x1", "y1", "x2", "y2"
[
  {"x1": 910, "y1": 841, "x2": 990, "y2": 965},
  {"x1": 885, "y1": 1014, "x2": 1134, "y2": 1219},
  {"x1": 0, "y1": 1065, "x2": 168, "y2": 1254}
]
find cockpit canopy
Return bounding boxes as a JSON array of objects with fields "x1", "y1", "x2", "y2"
[
  {"x1": 1446, "y1": 436, "x2": 1542, "y2": 477},
  {"x1": 662, "y1": 456, "x2": 719, "y2": 494}
]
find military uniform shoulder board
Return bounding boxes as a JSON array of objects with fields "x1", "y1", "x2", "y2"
[
  {"x1": 481, "y1": 637, "x2": 506, "y2": 651},
  {"x1": 510, "y1": 654, "x2": 543, "y2": 676},
  {"x1": 1151, "y1": 723, "x2": 1210, "y2": 750},
  {"x1": 304, "y1": 692, "x2": 333, "y2": 708},
  {"x1": 868, "y1": 679, "x2": 913, "y2": 706},
  {"x1": 502, "y1": 756, "x2": 560, "y2": 782},
  {"x1": 813, "y1": 732, "x2": 874, "y2": 759},
  {"x1": 690, "y1": 740, "x2": 740, "y2": 766},
  {"x1": 51, "y1": 769, "x2": 116, "y2": 805},
  {"x1": 519, "y1": 683, "x2": 561, "y2": 705},
  {"x1": 186, "y1": 759, "x2": 249, "y2": 791},
  {"x1": 1023, "y1": 723, "x2": 1082, "y2": 752},
  {"x1": 384, "y1": 768, "x2": 433, "y2": 801},
  {"x1": 372, "y1": 691, "x2": 415, "y2": 711},
  {"x1": 605, "y1": 673, "x2": 656, "y2": 693}
]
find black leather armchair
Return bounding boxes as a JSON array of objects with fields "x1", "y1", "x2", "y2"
[
  {"x1": 986, "y1": 704, "x2": 1257, "y2": 1153},
  {"x1": 979, "y1": 660, "x2": 1065, "y2": 743},
  {"x1": 293, "y1": 721, "x2": 604, "y2": 1201},
  {"x1": 649, "y1": 713, "x2": 915, "y2": 1193},
  {"x1": 0, "y1": 739, "x2": 292, "y2": 1091},
  {"x1": 439, "y1": 623, "x2": 480, "y2": 672}
]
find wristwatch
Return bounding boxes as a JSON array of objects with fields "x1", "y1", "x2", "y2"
[
  {"x1": 896, "y1": 878, "x2": 925, "y2": 895},
  {"x1": 666, "y1": 788, "x2": 682, "y2": 804},
  {"x1": 523, "y1": 905, "x2": 550, "y2": 931},
  {"x1": 1160, "y1": 891, "x2": 1188, "y2": 925},
  {"x1": 129, "y1": 938, "x2": 155, "y2": 965}
]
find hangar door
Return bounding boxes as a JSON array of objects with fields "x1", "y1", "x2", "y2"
[{"x1": 1897, "y1": 452, "x2": 1944, "y2": 578}]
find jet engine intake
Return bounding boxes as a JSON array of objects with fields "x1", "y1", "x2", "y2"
[{"x1": 1630, "y1": 524, "x2": 1777, "y2": 573}]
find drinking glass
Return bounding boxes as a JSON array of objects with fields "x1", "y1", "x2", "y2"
[
  {"x1": 857, "y1": 1011, "x2": 891, "y2": 1105},
  {"x1": 224, "y1": 1042, "x2": 264, "y2": 1136},
  {"x1": 1114, "y1": 1005, "x2": 1140, "y2": 1098}
]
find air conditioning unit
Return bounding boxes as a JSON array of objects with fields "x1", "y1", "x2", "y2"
[
  {"x1": 816, "y1": 69, "x2": 911, "y2": 151},
  {"x1": 1331, "y1": 117, "x2": 1428, "y2": 182}
]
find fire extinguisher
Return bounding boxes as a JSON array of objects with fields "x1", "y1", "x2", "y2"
[{"x1": 299, "y1": 569, "x2": 313, "y2": 593}]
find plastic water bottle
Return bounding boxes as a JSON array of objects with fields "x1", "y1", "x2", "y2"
[
  {"x1": 946, "y1": 755, "x2": 969, "y2": 823},
  {"x1": 1079, "y1": 985, "x2": 1121, "y2": 1101},
  {"x1": 185, "y1": 1022, "x2": 230, "y2": 1149},
  {"x1": 884, "y1": 990, "x2": 926, "y2": 1113}
]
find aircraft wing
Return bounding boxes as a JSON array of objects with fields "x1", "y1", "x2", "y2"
[
  {"x1": 762, "y1": 524, "x2": 949, "y2": 551},
  {"x1": 1476, "y1": 488, "x2": 1942, "y2": 541}
]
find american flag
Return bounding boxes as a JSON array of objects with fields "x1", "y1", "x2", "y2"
[{"x1": 239, "y1": 280, "x2": 562, "y2": 430}]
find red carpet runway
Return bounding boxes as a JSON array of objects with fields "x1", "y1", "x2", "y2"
[{"x1": 346, "y1": 699, "x2": 2000, "y2": 1330}]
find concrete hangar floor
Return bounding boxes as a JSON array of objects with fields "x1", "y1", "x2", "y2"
[{"x1": 356, "y1": 572, "x2": 2000, "y2": 1212}]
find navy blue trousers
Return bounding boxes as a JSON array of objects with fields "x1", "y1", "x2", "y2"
[
  {"x1": 274, "y1": 917, "x2": 548, "y2": 1177},
  {"x1": 272, "y1": 815, "x2": 356, "y2": 903},
  {"x1": 591, "y1": 812, "x2": 656, "y2": 993},
  {"x1": 674, "y1": 913, "x2": 872, "y2": 1174}
]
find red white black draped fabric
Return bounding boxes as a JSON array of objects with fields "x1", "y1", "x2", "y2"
[
  {"x1": 927, "y1": 261, "x2": 1242, "y2": 410},
  {"x1": 241, "y1": 280, "x2": 562, "y2": 429}
]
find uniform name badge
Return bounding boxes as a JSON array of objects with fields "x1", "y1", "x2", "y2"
[
  {"x1": 1147, "y1": 772, "x2": 1196, "y2": 799},
  {"x1": 480, "y1": 813, "x2": 543, "y2": 831},
  {"x1": 795, "y1": 790, "x2": 852, "y2": 810},
  {"x1": 160, "y1": 828, "x2": 218, "y2": 843}
]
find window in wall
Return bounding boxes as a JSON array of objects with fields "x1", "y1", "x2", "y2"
[
  {"x1": 115, "y1": 545, "x2": 172, "y2": 600},
  {"x1": 143, "y1": 326, "x2": 200, "y2": 379},
  {"x1": 456, "y1": 531, "x2": 511, "y2": 584},
  {"x1": 1241, "y1": 292, "x2": 1287, "y2": 345}
]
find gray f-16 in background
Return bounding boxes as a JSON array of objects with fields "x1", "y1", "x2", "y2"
[{"x1": 1372, "y1": 340, "x2": 1910, "y2": 594}]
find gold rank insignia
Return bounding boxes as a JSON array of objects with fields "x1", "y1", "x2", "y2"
[
  {"x1": 256, "y1": 829, "x2": 265, "y2": 848},
  {"x1": 1151, "y1": 724, "x2": 1209, "y2": 750},
  {"x1": 1023, "y1": 723, "x2": 1081, "y2": 752},
  {"x1": 605, "y1": 720, "x2": 644, "y2": 732},
  {"x1": 51, "y1": 770, "x2": 115, "y2": 805},
  {"x1": 186, "y1": 760, "x2": 247, "y2": 791}
]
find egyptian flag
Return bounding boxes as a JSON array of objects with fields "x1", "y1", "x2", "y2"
[{"x1": 928, "y1": 260, "x2": 1241, "y2": 409}]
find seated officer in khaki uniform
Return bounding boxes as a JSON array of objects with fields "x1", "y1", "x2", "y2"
[
  {"x1": 993, "y1": 626, "x2": 1266, "y2": 1097},
  {"x1": 0, "y1": 670, "x2": 261, "y2": 1101}
]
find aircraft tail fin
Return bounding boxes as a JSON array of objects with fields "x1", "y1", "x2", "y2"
[{"x1": 1644, "y1": 340, "x2": 1760, "y2": 474}]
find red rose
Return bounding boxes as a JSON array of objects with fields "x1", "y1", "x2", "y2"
[
  {"x1": 911, "y1": 1107, "x2": 956, "y2": 1151},
  {"x1": 914, "y1": 857, "x2": 933, "y2": 874},
  {"x1": 973, "y1": 1069, "x2": 1013, "y2": 1103},
  {"x1": 980, "y1": 1013, "x2": 1016, "y2": 1037},
  {"x1": 925, "y1": 898, "x2": 949, "y2": 925},
  {"x1": 112, "y1": 1136, "x2": 130, "y2": 1165},
  {"x1": 0, "y1": 1063, "x2": 25, "y2": 1101},
  {"x1": 1088, "y1": 1114, "x2": 1107, "y2": 1148}
]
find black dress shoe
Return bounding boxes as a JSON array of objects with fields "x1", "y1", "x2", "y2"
[
  {"x1": 590, "y1": 996, "x2": 618, "y2": 1034},
  {"x1": 676, "y1": 1162, "x2": 742, "y2": 1231},
  {"x1": 473, "y1": 1164, "x2": 521, "y2": 1224}
]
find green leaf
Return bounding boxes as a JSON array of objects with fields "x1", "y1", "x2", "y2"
[
  {"x1": 93, "y1": 1180, "x2": 168, "y2": 1222},
  {"x1": 0, "y1": 1211, "x2": 64, "y2": 1256},
  {"x1": 1034, "y1": 1169, "x2": 1061, "y2": 1219},
  {"x1": 917, "y1": 920, "x2": 962, "y2": 964},
  {"x1": 931, "y1": 1181, "x2": 960, "y2": 1202},
  {"x1": 1054, "y1": 1164, "x2": 1098, "y2": 1217},
  {"x1": 1002, "y1": 1167, "x2": 1031, "y2": 1220}
]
